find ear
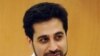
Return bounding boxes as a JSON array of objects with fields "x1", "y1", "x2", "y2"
[{"x1": 26, "y1": 36, "x2": 33, "y2": 47}]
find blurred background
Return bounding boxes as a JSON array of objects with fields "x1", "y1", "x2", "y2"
[{"x1": 0, "y1": 0, "x2": 100, "y2": 56}]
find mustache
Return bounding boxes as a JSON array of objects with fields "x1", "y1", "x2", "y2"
[{"x1": 44, "y1": 50, "x2": 63, "y2": 56}]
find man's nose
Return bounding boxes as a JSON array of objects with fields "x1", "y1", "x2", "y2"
[{"x1": 48, "y1": 41, "x2": 58, "y2": 51}]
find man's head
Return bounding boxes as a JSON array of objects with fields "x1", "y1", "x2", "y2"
[{"x1": 23, "y1": 2, "x2": 68, "y2": 56}]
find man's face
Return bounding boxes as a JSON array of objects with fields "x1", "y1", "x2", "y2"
[{"x1": 30, "y1": 18, "x2": 67, "y2": 56}]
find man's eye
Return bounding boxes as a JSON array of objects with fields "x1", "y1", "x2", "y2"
[
  {"x1": 55, "y1": 35, "x2": 63, "y2": 41},
  {"x1": 39, "y1": 37, "x2": 49, "y2": 44}
]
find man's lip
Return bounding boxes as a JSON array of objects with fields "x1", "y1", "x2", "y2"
[
  {"x1": 55, "y1": 53, "x2": 61, "y2": 56},
  {"x1": 47, "y1": 54, "x2": 61, "y2": 56}
]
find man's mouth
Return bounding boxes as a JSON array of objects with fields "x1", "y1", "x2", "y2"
[
  {"x1": 44, "y1": 50, "x2": 63, "y2": 56},
  {"x1": 46, "y1": 53, "x2": 61, "y2": 56}
]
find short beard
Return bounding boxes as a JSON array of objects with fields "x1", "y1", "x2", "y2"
[
  {"x1": 32, "y1": 43, "x2": 67, "y2": 56},
  {"x1": 44, "y1": 50, "x2": 67, "y2": 56}
]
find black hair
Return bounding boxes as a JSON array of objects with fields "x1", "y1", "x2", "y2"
[{"x1": 23, "y1": 2, "x2": 68, "y2": 40}]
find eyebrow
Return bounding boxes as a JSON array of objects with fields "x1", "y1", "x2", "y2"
[
  {"x1": 55, "y1": 31, "x2": 64, "y2": 36},
  {"x1": 38, "y1": 35, "x2": 48, "y2": 40},
  {"x1": 37, "y1": 31, "x2": 64, "y2": 40}
]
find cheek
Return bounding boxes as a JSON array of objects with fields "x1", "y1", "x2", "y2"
[
  {"x1": 58, "y1": 37, "x2": 67, "y2": 52},
  {"x1": 33, "y1": 42, "x2": 47, "y2": 56}
]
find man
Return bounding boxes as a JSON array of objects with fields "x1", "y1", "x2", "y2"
[{"x1": 23, "y1": 2, "x2": 68, "y2": 56}]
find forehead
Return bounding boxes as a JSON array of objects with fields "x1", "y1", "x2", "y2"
[{"x1": 32, "y1": 18, "x2": 64, "y2": 37}]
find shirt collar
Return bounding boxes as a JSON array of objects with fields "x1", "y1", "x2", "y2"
[{"x1": 32, "y1": 53, "x2": 35, "y2": 56}]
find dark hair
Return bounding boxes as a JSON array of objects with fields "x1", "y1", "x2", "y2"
[{"x1": 23, "y1": 2, "x2": 68, "y2": 40}]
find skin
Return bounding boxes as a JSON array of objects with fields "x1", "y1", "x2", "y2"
[{"x1": 28, "y1": 18, "x2": 68, "y2": 56}]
